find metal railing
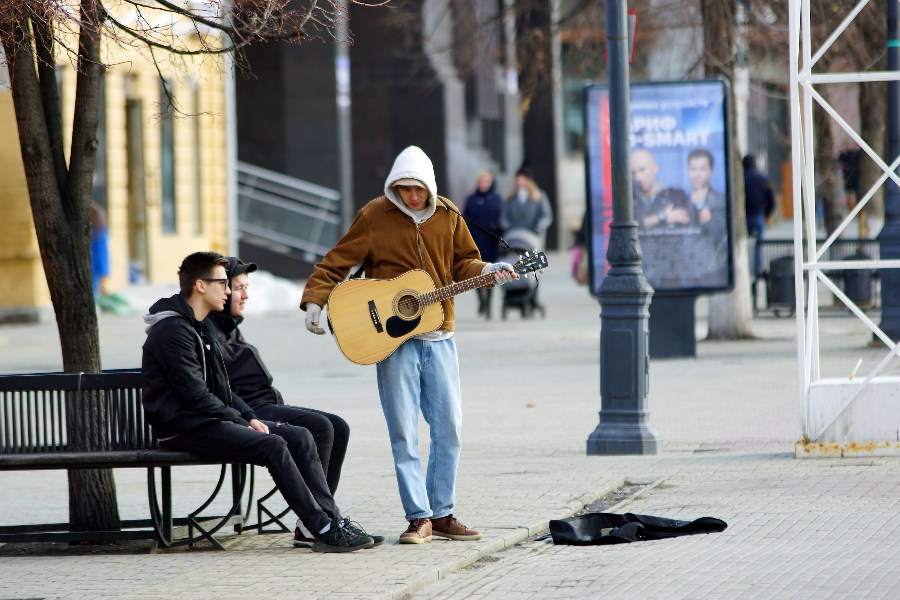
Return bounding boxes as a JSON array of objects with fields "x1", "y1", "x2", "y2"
[{"x1": 237, "y1": 162, "x2": 342, "y2": 261}]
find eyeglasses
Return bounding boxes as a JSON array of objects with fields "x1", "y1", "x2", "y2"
[{"x1": 202, "y1": 278, "x2": 230, "y2": 289}]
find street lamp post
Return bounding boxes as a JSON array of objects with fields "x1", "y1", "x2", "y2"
[
  {"x1": 586, "y1": 0, "x2": 659, "y2": 455},
  {"x1": 879, "y1": 0, "x2": 900, "y2": 341}
]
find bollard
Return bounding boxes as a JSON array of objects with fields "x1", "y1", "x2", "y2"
[
  {"x1": 843, "y1": 252, "x2": 873, "y2": 308},
  {"x1": 768, "y1": 255, "x2": 795, "y2": 309}
]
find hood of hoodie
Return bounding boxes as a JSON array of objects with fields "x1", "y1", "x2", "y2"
[
  {"x1": 219, "y1": 256, "x2": 256, "y2": 317},
  {"x1": 208, "y1": 308, "x2": 241, "y2": 336},
  {"x1": 384, "y1": 146, "x2": 438, "y2": 223},
  {"x1": 143, "y1": 293, "x2": 195, "y2": 333}
]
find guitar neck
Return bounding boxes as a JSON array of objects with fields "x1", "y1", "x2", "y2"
[{"x1": 420, "y1": 272, "x2": 496, "y2": 306}]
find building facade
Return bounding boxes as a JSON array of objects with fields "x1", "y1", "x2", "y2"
[{"x1": 0, "y1": 36, "x2": 229, "y2": 321}]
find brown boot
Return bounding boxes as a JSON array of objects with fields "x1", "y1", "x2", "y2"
[
  {"x1": 431, "y1": 514, "x2": 482, "y2": 541},
  {"x1": 399, "y1": 518, "x2": 432, "y2": 544}
]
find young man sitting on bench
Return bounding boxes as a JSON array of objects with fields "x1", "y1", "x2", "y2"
[{"x1": 140, "y1": 251, "x2": 378, "y2": 553}]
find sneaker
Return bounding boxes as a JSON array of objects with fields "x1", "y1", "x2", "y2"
[
  {"x1": 430, "y1": 514, "x2": 482, "y2": 541},
  {"x1": 311, "y1": 518, "x2": 374, "y2": 553},
  {"x1": 293, "y1": 521, "x2": 315, "y2": 548},
  {"x1": 341, "y1": 517, "x2": 385, "y2": 547},
  {"x1": 399, "y1": 518, "x2": 432, "y2": 544}
]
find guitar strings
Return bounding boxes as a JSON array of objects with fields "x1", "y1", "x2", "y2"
[{"x1": 397, "y1": 252, "x2": 543, "y2": 315}]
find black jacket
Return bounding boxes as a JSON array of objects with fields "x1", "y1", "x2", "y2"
[
  {"x1": 141, "y1": 293, "x2": 257, "y2": 439},
  {"x1": 463, "y1": 182, "x2": 503, "y2": 262},
  {"x1": 207, "y1": 310, "x2": 284, "y2": 410},
  {"x1": 744, "y1": 167, "x2": 775, "y2": 218}
]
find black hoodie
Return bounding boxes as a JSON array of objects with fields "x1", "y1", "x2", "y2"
[
  {"x1": 207, "y1": 310, "x2": 284, "y2": 410},
  {"x1": 208, "y1": 256, "x2": 283, "y2": 410},
  {"x1": 141, "y1": 293, "x2": 257, "y2": 440}
]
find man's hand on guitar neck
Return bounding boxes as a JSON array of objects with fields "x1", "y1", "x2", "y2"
[
  {"x1": 305, "y1": 303, "x2": 326, "y2": 335},
  {"x1": 483, "y1": 262, "x2": 519, "y2": 285}
]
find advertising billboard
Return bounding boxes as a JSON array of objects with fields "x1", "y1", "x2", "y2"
[{"x1": 584, "y1": 79, "x2": 733, "y2": 295}]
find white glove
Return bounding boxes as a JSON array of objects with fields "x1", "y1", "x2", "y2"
[
  {"x1": 305, "y1": 303, "x2": 325, "y2": 335},
  {"x1": 482, "y1": 262, "x2": 518, "y2": 285}
]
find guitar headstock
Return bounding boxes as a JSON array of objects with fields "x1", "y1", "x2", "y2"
[{"x1": 513, "y1": 250, "x2": 548, "y2": 276}]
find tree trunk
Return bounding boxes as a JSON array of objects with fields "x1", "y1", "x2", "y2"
[
  {"x1": 857, "y1": 80, "x2": 885, "y2": 241},
  {"x1": 2, "y1": 3, "x2": 120, "y2": 534},
  {"x1": 701, "y1": 0, "x2": 754, "y2": 339},
  {"x1": 814, "y1": 101, "x2": 843, "y2": 237},
  {"x1": 708, "y1": 149, "x2": 754, "y2": 339},
  {"x1": 853, "y1": 0, "x2": 886, "y2": 241}
]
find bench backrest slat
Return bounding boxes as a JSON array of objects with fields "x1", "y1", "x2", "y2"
[{"x1": 0, "y1": 370, "x2": 157, "y2": 455}]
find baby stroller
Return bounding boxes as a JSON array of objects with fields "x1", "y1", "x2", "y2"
[{"x1": 499, "y1": 228, "x2": 546, "y2": 320}]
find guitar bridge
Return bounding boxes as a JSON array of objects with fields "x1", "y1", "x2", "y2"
[{"x1": 368, "y1": 300, "x2": 384, "y2": 333}]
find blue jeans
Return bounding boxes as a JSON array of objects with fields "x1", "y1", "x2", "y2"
[
  {"x1": 747, "y1": 213, "x2": 767, "y2": 275},
  {"x1": 376, "y1": 337, "x2": 462, "y2": 521}
]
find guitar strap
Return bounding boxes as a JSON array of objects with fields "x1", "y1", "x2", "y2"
[
  {"x1": 437, "y1": 197, "x2": 513, "y2": 253},
  {"x1": 347, "y1": 197, "x2": 526, "y2": 280},
  {"x1": 438, "y1": 197, "x2": 543, "y2": 291}
]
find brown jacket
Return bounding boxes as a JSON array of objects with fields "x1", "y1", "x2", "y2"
[{"x1": 301, "y1": 196, "x2": 487, "y2": 332}]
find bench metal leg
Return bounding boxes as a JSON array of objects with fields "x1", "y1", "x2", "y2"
[
  {"x1": 238, "y1": 466, "x2": 290, "y2": 534},
  {"x1": 232, "y1": 464, "x2": 244, "y2": 535},
  {"x1": 256, "y1": 485, "x2": 292, "y2": 534},
  {"x1": 146, "y1": 464, "x2": 248, "y2": 550},
  {"x1": 147, "y1": 466, "x2": 174, "y2": 548},
  {"x1": 185, "y1": 464, "x2": 247, "y2": 550},
  {"x1": 162, "y1": 467, "x2": 173, "y2": 543}
]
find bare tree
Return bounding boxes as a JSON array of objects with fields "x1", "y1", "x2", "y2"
[
  {"x1": 0, "y1": 0, "x2": 350, "y2": 535},
  {"x1": 845, "y1": 0, "x2": 886, "y2": 242},
  {"x1": 696, "y1": 0, "x2": 756, "y2": 339},
  {"x1": 744, "y1": 0, "x2": 886, "y2": 239}
]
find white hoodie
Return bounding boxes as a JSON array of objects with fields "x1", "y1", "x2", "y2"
[
  {"x1": 383, "y1": 145, "x2": 453, "y2": 341},
  {"x1": 384, "y1": 146, "x2": 438, "y2": 224}
]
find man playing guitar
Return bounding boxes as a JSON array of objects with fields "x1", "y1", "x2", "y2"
[{"x1": 300, "y1": 146, "x2": 517, "y2": 545}]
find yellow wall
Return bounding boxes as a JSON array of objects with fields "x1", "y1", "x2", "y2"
[
  {"x1": 0, "y1": 93, "x2": 52, "y2": 318},
  {"x1": 0, "y1": 35, "x2": 230, "y2": 319}
]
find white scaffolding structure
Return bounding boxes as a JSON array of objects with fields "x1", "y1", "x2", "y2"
[{"x1": 789, "y1": 0, "x2": 900, "y2": 454}]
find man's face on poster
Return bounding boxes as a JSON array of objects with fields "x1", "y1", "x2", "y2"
[
  {"x1": 688, "y1": 155, "x2": 713, "y2": 191},
  {"x1": 630, "y1": 150, "x2": 659, "y2": 195}
]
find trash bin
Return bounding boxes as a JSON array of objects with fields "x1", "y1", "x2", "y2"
[
  {"x1": 842, "y1": 252, "x2": 873, "y2": 307},
  {"x1": 768, "y1": 255, "x2": 795, "y2": 308}
]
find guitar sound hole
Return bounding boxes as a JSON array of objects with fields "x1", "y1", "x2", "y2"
[{"x1": 395, "y1": 292, "x2": 421, "y2": 319}]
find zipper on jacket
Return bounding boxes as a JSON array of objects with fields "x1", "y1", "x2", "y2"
[
  {"x1": 415, "y1": 221, "x2": 425, "y2": 270},
  {"x1": 187, "y1": 325, "x2": 207, "y2": 382},
  {"x1": 210, "y1": 337, "x2": 235, "y2": 402}
]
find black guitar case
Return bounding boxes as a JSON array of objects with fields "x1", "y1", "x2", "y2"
[{"x1": 549, "y1": 512, "x2": 728, "y2": 545}]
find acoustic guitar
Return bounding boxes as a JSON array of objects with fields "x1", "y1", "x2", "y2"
[{"x1": 326, "y1": 252, "x2": 548, "y2": 364}]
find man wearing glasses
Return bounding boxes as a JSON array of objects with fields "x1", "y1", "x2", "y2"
[
  {"x1": 141, "y1": 251, "x2": 376, "y2": 552},
  {"x1": 208, "y1": 256, "x2": 382, "y2": 547}
]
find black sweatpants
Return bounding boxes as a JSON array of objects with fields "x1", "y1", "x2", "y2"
[
  {"x1": 251, "y1": 405, "x2": 349, "y2": 495},
  {"x1": 162, "y1": 420, "x2": 339, "y2": 534}
]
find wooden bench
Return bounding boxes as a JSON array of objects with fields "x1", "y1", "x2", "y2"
[{"x1": 0, "y1": 370, "x2": 251, "y2": 550}]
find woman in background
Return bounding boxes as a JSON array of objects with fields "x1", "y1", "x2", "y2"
[{"x1": 463, "y1": 171, "x2": 503, "y2": 319}]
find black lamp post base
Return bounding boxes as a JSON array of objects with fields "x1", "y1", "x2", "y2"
[
  {"x1": 587, "y1": 423, "x2": 659, "y2": 455},
  {"x1": 649, "y1": 294, "x2": 697, "y2": 358}
]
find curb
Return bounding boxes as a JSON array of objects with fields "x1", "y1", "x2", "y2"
[{"x1": 382, "y1": 478, "x2": 666, "y2": 600}]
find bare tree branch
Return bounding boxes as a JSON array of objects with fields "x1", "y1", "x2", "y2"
[{"x1": 31, "y1": 14, "x2": 69, "y2": 194}]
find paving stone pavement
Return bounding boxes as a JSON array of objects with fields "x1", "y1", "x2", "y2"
[{"x1": 1, "y1": 250, "x2": 897, "y2": 599}]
